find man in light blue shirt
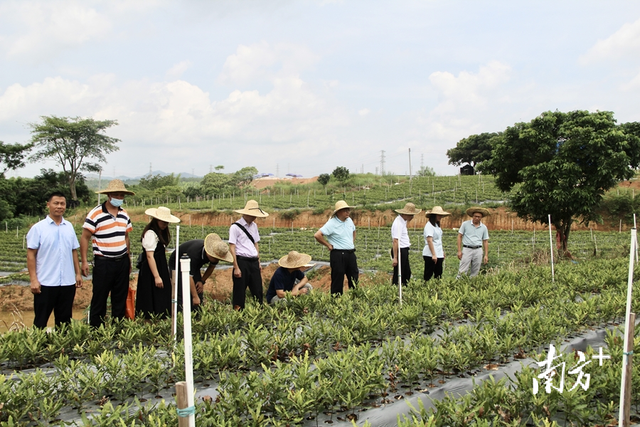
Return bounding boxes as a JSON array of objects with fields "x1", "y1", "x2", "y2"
[
  {"x1": 314, "y1": 200, "x2": 358, "y2": 294},
  {"x1": 456, "y1": 206, "x2": 490, "y2": 278},
  {"x1": 26, "y1": 192, "x2": 82, "y2": 328}
]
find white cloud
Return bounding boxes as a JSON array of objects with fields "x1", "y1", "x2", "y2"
[
  {"x1": 581, "y1": 18, "x2": 640, "y2": 64},
  {"x1": 166, "y1": 61, "x2": 192, "y2": 80},
  {"x1": 217, "y1": 41, "x2": 320, "y2": 86},
  {"x1": 0, "y1": 69, "x2": 350, "y2": 174},
  {"x1": 0, "y1": 1, "x2": 111, "y2": 60},
  {"x1": 420, "y1": 61, "x2": 512, "y2": 142},
  {"x1": 358, "y1": 108, "x2": 370, "y2": 117}
]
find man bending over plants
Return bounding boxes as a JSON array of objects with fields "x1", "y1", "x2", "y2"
[{"x1": 266, "y1": 251, "x2": 314, "y2": 304}]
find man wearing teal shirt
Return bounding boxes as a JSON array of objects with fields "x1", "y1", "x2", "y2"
[{"x1": 314, "y1": 200, "x2": 358, "y2": 295}]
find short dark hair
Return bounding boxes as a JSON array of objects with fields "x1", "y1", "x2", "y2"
[{"x1": 47, "y1": 192, "x2": 66, "y2": 202}]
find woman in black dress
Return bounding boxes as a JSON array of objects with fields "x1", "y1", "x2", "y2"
[{"x1": 136, "y1": 206, "x2": 180, "y2": 319}]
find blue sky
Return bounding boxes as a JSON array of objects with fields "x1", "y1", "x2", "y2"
[{"x1": 2, "y1": 0, "x2": 640, "y2": 179}]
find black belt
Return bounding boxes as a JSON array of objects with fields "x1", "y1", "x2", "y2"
[
  {"x1": 463, "y1": 245, "x2": 482, "y2": 249},
  {"x1": 95, "y1": 254, "x2": 129, "y2": 261},
  {"x1": 333, "y1": 249, "x2": 355, "y2": 253},
  {"x1": 236, "y1": 255, "x2": 259, "y2": 261}
]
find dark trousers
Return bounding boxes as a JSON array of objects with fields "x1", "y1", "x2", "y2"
[
  {"x1": 423, "y1": 256, "x2": 444, "y2": 281},
  {"x1": 329, "y1": 250, "x2": 359, "y2": 295},
  {"x1": 232, "y1": 257, "x2": 263, "y2": 309},
  {"x1": 33, "y1": 285, "x2": 76, "y2": 328},
  {"x1": 392, "y1": 247, "x2": 411, "y2": 285},
  {"x1": 90, "y1": 255, "x2": 130, "y2": 327}
]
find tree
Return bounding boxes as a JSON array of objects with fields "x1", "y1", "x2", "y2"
[
  {"x1": 201, "y1": 172, "x2": 231, "y2": 196},
  {"x1": 447, "y1": 132, "x2": 498, "y2": 168},
  {"x1": 138, "y1": 173, "x2": 180, "y2": 190},
  {"x1": 0, "y1": 141, "x2": 31, "y2": 177},
  {"x1": 29, "y1": 116, "x2": 120, "y2": 201},
  {"x1": 317, "y1": 173, "x2": 330, "y2": 188},
  {"x1": 230, "y1": 166, "x2": 258, "y2": 187},
  {"x1": 332, "y1": 166, "x2": 350, "y2": 183},
  {"x1": 416, "y1": 166, "x2": 436, "y2": 177},
  {"x1": 483, "y1": 110, "x2": 640, "y2": 252}
]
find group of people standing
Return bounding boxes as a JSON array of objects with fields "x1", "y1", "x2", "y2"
[
  {"x1": 26, "y1": 179, "x2": 490, "y2": 329},
  {"x1": 390, "y1": 202, "x2": 490, "y2": 285}
]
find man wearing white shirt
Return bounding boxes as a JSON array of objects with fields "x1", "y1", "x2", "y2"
[
  {"x1": 27, "y1": 192, "x2": 82, "y2": 328},
  {"x1": 229, "y1": 200, "x2": 268, "y2": 310},
  {"x1": 391, "y1": 203, "x2": 421, "y2": 286}
]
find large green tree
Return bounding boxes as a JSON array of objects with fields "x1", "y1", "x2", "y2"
[
  {"x1": 447, "y1": 132, "x2": 499, "y2": 168},
  {"x1": 332, "y1": 166, "x2": 350, "y2": 183},
  {"x1": 29, "y1": 116, "x2": 120, "y2": 201},
  {"x1": 483, "y1": 110, "x2": 640, "y2": 252},
  {"x1": 0, "y1": 141, "x2": 31, "y2": 177}
]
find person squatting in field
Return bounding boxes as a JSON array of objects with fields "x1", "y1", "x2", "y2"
[
  {"x1": 266, "y1": 251, "x2": 314, "y2": 304},
  {"x1": 314, "y1": 200, "x2": 359, "y2": 295},
  {"x1": 457, "y1": 206, "x2": 490, "y2": 278},
  {"x1": 391, "y1": 202, "x2": 421, "y2": 286},
  {"x1": 26, "y1": 192, "x2": 82, "y2": 328}
]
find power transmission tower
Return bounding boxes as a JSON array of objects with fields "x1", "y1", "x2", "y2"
[{"x1": 380, "y1": 150, "x2": 385, "y2": 176}]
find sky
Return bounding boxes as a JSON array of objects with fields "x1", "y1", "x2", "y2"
[{"x1": 2, "y1": 0, "x2": 640, "y2": 180}]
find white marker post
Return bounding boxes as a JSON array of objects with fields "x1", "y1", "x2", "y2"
[
  {"x1": 172, "y1": 225, "x2": 180, "y2": 341},
  {"x1": 398, "y1": 248, "x2": 403, "y2": 305},
  {"x1": 618, "y1": 228, "x2": 637, "y2": 426},
  {"x1": 548, "y1": 214, "x2": 554, "y2": 283},
  {"x1": 178, "y1": 254, "x2": 195, "y2": 427}
]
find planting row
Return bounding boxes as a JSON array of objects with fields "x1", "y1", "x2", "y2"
[{"x1": 0, "y1": 256, "x2": 637, "y2": 424}]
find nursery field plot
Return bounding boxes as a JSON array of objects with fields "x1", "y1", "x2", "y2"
[
  {"x1": 0, "y1": 256, "x2": 638, "y2": 425},
  {"x1": 123, "y1": 175, "x2": 512, "y2": 212}
]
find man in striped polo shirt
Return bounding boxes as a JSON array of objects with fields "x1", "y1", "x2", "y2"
[{"x1": 80, "y1": 179, "x2": 134, "y2": 327}]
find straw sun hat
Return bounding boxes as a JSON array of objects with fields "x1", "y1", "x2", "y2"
[
  {"x1": 204, "y1": 233, "x2": 233, "y2": 263},
  {"x1": 144, "y1": 206, "x2": 180, "y2": 223},
  {"x1": 466, "y1": 206, "x2": 490, "y2": 217},
  {"x1": 278, "y1": 251, "x2": 312, "y2": 269},
  {"x1": 95, "y1": 179, "x2": 135, "y2": 195},
  {"x1": 395, "y1": 203, "x2": 422, "y2": 215},
  {"x1": 234, "y1": 200, "x2": 269, "y2": 218},
  {"x1": 332, "y1": 200, "x2": 354, "y2": 215},
  {"x1": 425, "y1": 206, "x2": 451, "y2": 216}
]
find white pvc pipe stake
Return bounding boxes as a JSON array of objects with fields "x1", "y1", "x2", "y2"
[
  {"x1": 173, "y1": 225, "x2": 180, "y2": 344},
  {"x1": 398, "y1": 246, "x2": 403, "y2": 305},
  {"x1": 180, "y1": 254, "x2": 196, "y2": 427},
  {"x1": 548, "y1": 214, "x2": 555, "y2": 283},
  {"x1": 619, "y1": 228, "x2": 636, "y2": 425}
]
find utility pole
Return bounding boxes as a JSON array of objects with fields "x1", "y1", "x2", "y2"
[
  {"x1": 380, "y1": 150, "x2": 385, "y2": 176},
  {"x1": 421, "y1": 154, "x2": 424, "y2": 169},
  {"x1": 149, "y1": 163, "x2": 152, "y2": 175},
  {"x1": 408, "y1": 148, "x2": 412, "y2": 181}
]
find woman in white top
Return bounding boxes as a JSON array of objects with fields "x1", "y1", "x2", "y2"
[
  {"x1": 135, "y1": 207, "x2": 180, "y2": 319},
  {"x1": 423, "y1": 206, "x2": 450, "y2": 281}
]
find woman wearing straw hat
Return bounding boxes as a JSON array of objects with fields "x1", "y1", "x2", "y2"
[
  {"x1": 168, "y1": 233, "x2": 234, "y2": 311},
  {"x1": 136, "y1": 207, "x2": 180, "y2": 319},
  {"x1": 456, "y1": 206, "x2": 490, "y2": 278},
  {"x1": 80, "y1": 179, "x2": 135, "y2": 327},
  {"x1": 265, "y1": 251, "x2": 314, "y2": 304},
  {"x1": 391, "y1": 202, "x2": 422, "y2": 286},
  {"x1": 314, "y1": 200, "x2": 359, "y2": 295},
  {"x1": 229, "y1": 200, "x2": 269, "y2": 310},
  {"x1": 423, "y1": 206, "x2": 450, "y2": 281}
]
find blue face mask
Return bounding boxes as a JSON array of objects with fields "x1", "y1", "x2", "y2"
[{"x1": 109, "y1": 198, "x2": 124, "y2": 207}]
